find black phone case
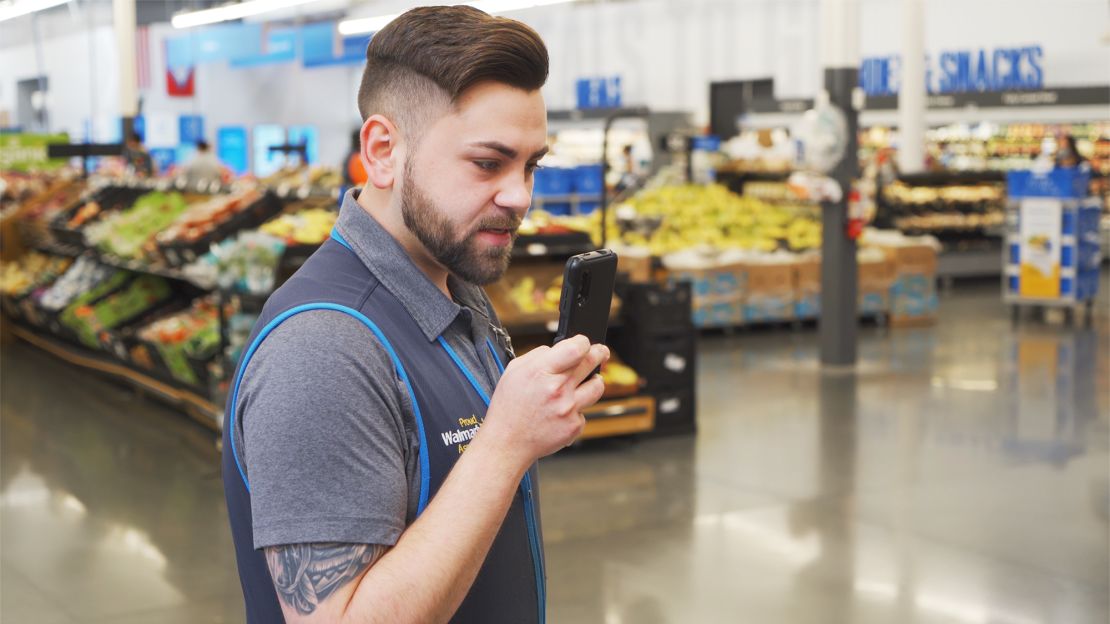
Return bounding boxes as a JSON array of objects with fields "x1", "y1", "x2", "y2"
[{"x1": 553, "y1": 249, "x2": 618, "y2": 346}]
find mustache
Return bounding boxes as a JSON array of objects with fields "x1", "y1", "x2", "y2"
[{"x1": 473, "y1": 214, "x2": 522, "y2": 232}]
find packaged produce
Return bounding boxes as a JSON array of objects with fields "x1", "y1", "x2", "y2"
[
  {"x1": 0, "y1": 253, "x2": 72, "y2": 297},
  {"x1": 61, "y1": 274, "x2": 172, "y2": 348},
  {"x1": 38, "y1": 256, "x2": 122, "y2": 311},
  {"x1": 182, "y1": 230, "x2": 285, "y2": 293},
  {"x1": 259, "y1": 207, "x2": 337, "y2": 245},
  {"x1": 137, "y1": 297, "x2": 228, "y2": 386},
  {"x1": 84, "y1": 191, "x2": 190, "y2": 259},
  {"x1": 155, "y1": 187, "x2": 263, "y2": 245}
]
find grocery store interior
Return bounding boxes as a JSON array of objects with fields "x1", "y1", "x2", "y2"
[{"x1": 1, "y1": 0, "x2": 1108, "y2": 622}]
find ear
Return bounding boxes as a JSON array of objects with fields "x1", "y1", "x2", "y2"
[{"x1": 360, "y1": 114, "x2": 399, "y2": 190}]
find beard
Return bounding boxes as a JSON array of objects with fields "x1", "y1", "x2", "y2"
[{"x1": 400, "y1": 160, "x2": 520, "y2": 286}]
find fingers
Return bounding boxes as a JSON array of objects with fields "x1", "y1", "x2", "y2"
[
  {"x1": 543, "y1": 335, "x2": 591, "y2": 374},
  {"x1": 573, "y1": 374, "x2": 606, "y2": 412},
  {"x1": 569, "y1": 344, "x2": 610, "y2": 386}
]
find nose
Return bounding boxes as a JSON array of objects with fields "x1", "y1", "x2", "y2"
[{"x1": 494, "y1": 173, "x2": 533, "y2": 217}]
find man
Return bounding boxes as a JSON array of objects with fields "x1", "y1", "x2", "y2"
[
  {"x1": 222, "y1": 6, "x2": 609, "y2": 623},
  {"x1": 122, "y1": 132, "x2": 154, "y2": 177},
  {"x1": 180, "y1": 139, "x2": 225, "y2": 186}
]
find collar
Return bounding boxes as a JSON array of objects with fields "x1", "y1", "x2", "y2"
[{"x1": 333, "y1": 189, "x2": 490, "y2": 342}]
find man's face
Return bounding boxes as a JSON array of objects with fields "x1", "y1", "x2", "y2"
[{"x1": 399, "y1": 81, "x2": 547, "y2": 285}]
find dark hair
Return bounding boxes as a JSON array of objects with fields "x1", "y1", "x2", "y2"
[
  {"x1": 128, "y1": 132, "x2": 143, "y2": 144},
  {"x1": 356, "y1": 5, "x2": 548, "y2": 133},
  {"x1": 196, "y1": 140, "x2": 210, "y2": 151}
]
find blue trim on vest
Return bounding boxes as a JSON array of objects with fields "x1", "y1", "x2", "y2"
[
  {"x1": 486, "y1": 338, "x2": 506, "y2": 375},
  {"x1": 437, "y1": 336, "x2": 492, "y2": 405},
  {"x1": 439, "y1": 335, "x2": 546, "y2": 624},
  {"x1": 330, "y1": 228, "x2": 354, "y2": 252},
  {"x1": 228, "y1": 303, "x2": 432, "y2": 514}
]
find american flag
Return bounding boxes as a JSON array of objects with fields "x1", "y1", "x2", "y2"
[{"x1": 136, "y1": 26, "x2": 151, "y2": 90}]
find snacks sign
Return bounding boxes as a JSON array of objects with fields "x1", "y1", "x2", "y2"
[{"x1": 861, "y1": 44, "x2": 1044, "y2": 97}]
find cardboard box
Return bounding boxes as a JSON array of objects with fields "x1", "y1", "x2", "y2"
[
  {"x1": 692, "y1": 299, "x2": 744, "y2": 328},
  {"x1": 667, "y1": 262, "x2": 747, "y2": 302},
  {"x1": 885, "y1": 245, "x2": 937, "y2": 326},
  {"x1": 887, "y1": 244, "x2": 938, "y2": 275},
  {"x1": 617, "y1": 253, "x2": 652, "y2": 283},
  {"x1": 743, "y1": 262, "x2": 796, "y2": 323}
]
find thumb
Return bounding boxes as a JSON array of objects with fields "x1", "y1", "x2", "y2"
[{"x1": 544, "y1": 335, "x2": 591, "y2": 374}]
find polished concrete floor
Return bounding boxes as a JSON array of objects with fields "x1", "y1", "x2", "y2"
[{"x1": 2, "y1": 280, "x2": 1107, "y2": 623}]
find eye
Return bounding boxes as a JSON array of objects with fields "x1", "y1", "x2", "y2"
[{"x1": 473, "y1": 160, "x2": 500, "y2": 173}]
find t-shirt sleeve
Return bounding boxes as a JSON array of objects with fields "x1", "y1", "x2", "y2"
[{"x1": 236, "y1": 309, "x2": 413, "y2": 550}]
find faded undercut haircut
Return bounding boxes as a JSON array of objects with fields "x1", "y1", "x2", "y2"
[{"x1": 356, "y1": 5, "x2": 549, "y2": 144}]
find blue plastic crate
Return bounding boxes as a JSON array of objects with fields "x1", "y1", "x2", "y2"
[
  {"x1": 533, "y1": 167, "x2": 572, "y2": 196},
  {"x1": 572, "y1": 164, "x2": 604, "y2": 195},
  {"x1": 577, "y1": 201, "x2": 600, "y2": 214},
  {"x1": 541, "y1": 202, "x2": 572, "y2": 216}
]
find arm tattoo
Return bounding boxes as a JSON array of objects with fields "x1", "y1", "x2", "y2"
[{"x1": 265, "y1": 542, "x2": 386, "y2": 615}]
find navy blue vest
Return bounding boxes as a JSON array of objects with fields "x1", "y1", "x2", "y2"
[{"x1": 222, "y1": 232, "x2": 545, "y2": 623}]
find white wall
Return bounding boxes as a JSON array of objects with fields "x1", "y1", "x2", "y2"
[
  {"x1": 139, "y1": 22, "x2": 363, "y2": 169},
  {"x1": 2, "y1": 0, "x2": 1107, "y2": 166},
  {"x1": 522, "y1": 0, "x2": 1110, "y2": 122},
  {"x1": 0, "y1": 24, "x2": 120, "y2": 141}
]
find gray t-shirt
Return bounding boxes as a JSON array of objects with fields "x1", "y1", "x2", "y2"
[{"x1": 235, "y1": 193, "x2": 512, "y2": 550}]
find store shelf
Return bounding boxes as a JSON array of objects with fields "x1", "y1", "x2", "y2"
[
  {"x1": 512, "y1": 231, "x2": 595, "y2": 259},
  {"x1": 10, "y1": 324, "x2": 221, "y2": 431},
  {"x1": 937, "y1": 247, "x2": 1004, "y2": 278},
  {"x1": 580, "y1": 395, "x2": 655, "y2": 440}
]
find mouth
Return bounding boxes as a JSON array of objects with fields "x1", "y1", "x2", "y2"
[{"x1": 476, "y1": 227, "x2": 515, "y2": 246}]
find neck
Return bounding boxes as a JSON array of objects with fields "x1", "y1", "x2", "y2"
[{"x1": 355, "y1": 184, "x2": 451, "y2": 297}]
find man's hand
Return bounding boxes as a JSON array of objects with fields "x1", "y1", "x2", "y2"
[{"x1": 481, "y1": 335, "x2": 610, "y2": 469}]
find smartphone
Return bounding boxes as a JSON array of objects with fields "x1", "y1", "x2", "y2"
[{"x1": 553, "y1": 249, "x2": 618, "y2": 350}]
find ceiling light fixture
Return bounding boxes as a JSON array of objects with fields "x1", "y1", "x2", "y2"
[
  {"x1": 0, "y1": 0, "x2": 70, "y2": 23},
  {"x1": 171, "y1": 0, "x2": 321, "y2": 29},
  {"x1": 338, "y1": 0, "x2": 576, "y2": 36}
]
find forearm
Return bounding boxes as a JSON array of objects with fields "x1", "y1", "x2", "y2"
[{"x1": 341, "y1": 429, "x2": 527, "y2": 623}]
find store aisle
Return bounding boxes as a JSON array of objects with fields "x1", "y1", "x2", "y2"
[{"x1": 2, "y1": 281, "x2": 1107, "y2": 624}]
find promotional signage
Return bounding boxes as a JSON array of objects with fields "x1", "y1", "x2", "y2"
[
  {"x1": 1018, "y1": 197, "x2": 1062, "y2": 298},
  {"x1": 231, "y1": 27, "x2": 298, "y2": 68},
  {"x1": 287, "y1": 125, "x2": 319, "y2": 165},
  {"x1": 576, "y1": 76, "x2": 622, "y2": 109},
  {"x1": 0, "y1": 133, "x2": 70, "y2": 171},
  {"x1": 217, "y1": 126, "x2": 249, "y2": 176},
  {"x1": 301, "y1": 22, "x2": 366, "y2": 67},
  {"x1": 179, "y1": 115, "x2": 205, "y2": 145},
  {"x1": 860, "y1": 45, "x2": 1044, "y2": 97}
]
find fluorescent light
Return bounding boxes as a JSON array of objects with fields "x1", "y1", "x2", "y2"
[
  {"x1": 0, "y1": 0, "x2": 70, "y2": 23},
  {"x1": 339, "y1": 0, "x2": 577, "y2": 36},
  {"x1": 172, "y1": 0, "x2": 321, "y2": 29}
]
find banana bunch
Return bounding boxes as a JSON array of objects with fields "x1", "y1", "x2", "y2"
[{"x1": 609, "y1": 184, "x2": 822, "y2": 254}]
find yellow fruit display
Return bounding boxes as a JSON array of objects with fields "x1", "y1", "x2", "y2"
[
  {"x1": 260, "y1": 208, "x2": 337, "y2": 245},
  {"x1": 601, "y1": 360, "x2": 639, "y2": 386},
  {"x1": 551, "y1": 184, "x2": 824, "y2": 255},
  {"x1": 507, "y1": 275, "x2": 563, "y2": 314}
]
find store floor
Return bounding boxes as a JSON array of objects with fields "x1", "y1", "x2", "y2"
[{"x1": 2, "y1": 280, "x2": 1107, "y2": 624}]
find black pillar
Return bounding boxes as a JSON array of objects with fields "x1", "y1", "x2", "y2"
[{"x1": 819, "y1": 67, "x2": 860, "y2": 367}]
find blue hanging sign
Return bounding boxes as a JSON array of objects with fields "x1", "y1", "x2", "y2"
[
  {"x1": 217, "y1": 126, "x2": 249, "y2": 176},
  {"x1": 231, "y1": 27, "x2": 298, "y2": 68},
  {"x1": 575, "y1": 76, "x2": 622, "y2": 109},
  {"x1": 179, "y1": 115, "x2": 205, "y2": 145},
  {"x1": 860, "y1": 44, "x2": 1044, "y2": 97},
  {"x1": 165, "y1": 23, "x2": 264, "y2": 69},
  {"x1": 302, "y1": 22, "x2": 366, "y2": 67}
]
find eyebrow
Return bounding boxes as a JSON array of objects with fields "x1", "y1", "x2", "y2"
[{"x1": 469, "y1": 141, "x2": 549, "y2": 161}]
